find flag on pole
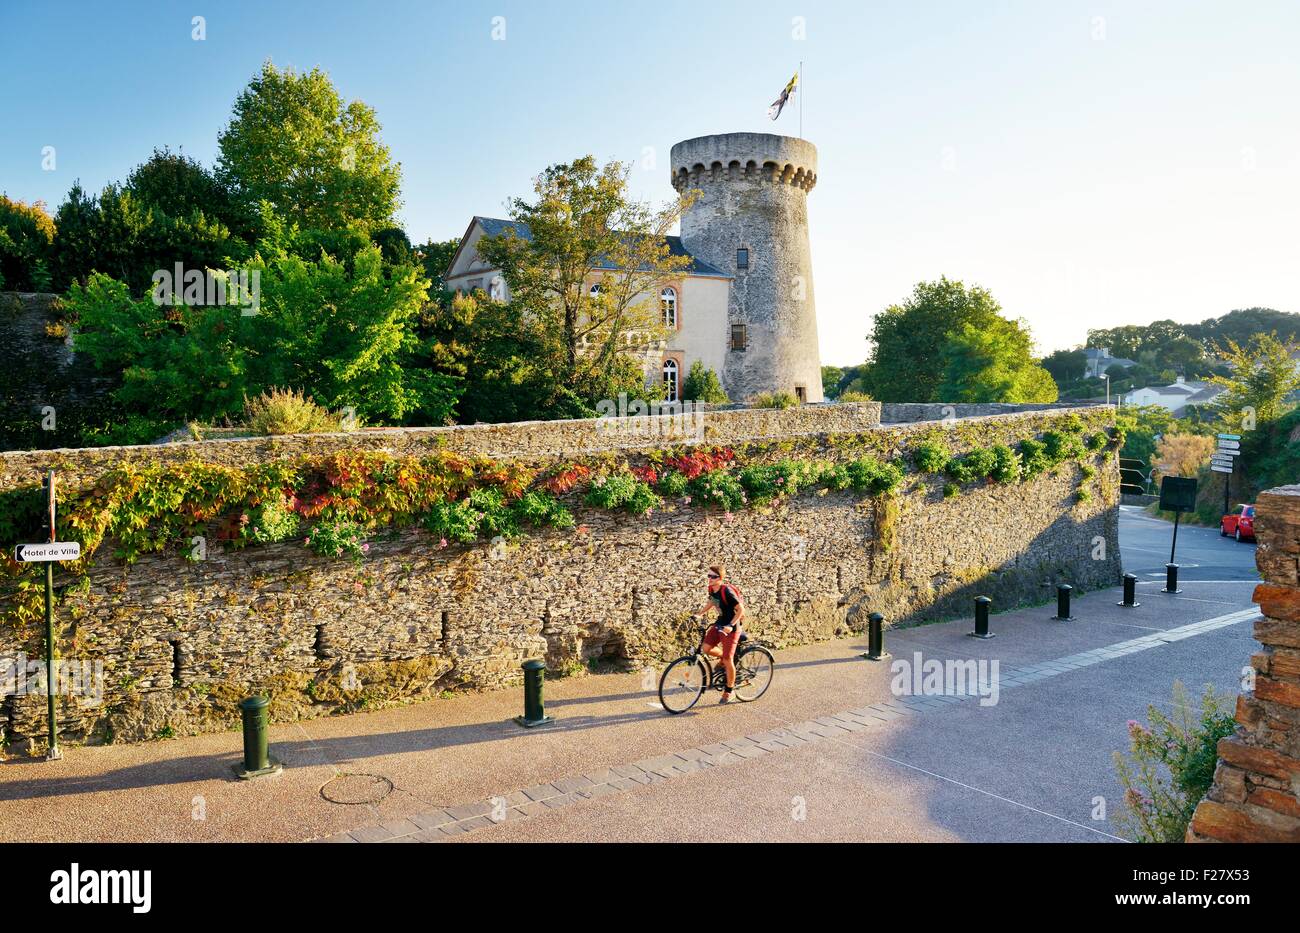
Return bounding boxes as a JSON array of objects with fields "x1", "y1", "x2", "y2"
[{"x1": 767, "y1": 72, "x2": 798, "y2": 121}]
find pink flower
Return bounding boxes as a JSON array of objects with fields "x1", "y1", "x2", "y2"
[
  {"x1": 438, "y1": 537, "x2": 448, "y2": 549},
  {"x1": 723, "y1": 511, "x2": 735, "y2": 523},
  {"x1": 304, "y1": 537, "x2": 311, "y2": 545},
  {"x1": 361, "y1": 543, "x2": 370, "y2": 553},
  {"x1": 683, "y1": 495, "x2": 692, "y2": 505}
]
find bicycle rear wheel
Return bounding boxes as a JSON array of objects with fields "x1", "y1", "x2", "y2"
[
  {"x1": 658, "y1": 656, "x2": 708, "y2": 714},
  {"x1": 733, "y1": 645, "x2": 774, "y2": 702}
]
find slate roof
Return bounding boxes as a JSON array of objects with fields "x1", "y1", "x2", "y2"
[{"x1": 473, "y1": 216, "x2": 731, "y2": 279}]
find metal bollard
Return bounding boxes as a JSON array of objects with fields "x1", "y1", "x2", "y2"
[
  {"x1": 862, "y1": 612, "x2": 890, "y2": 661},
  {"x1": 514, "y1": 659, "x2": 554, "y2": 728},
  {"x1": 968, "y1": 595, "x2": 995, "y2": 639},
  {"x1": 1052, "y1": 584, "x2": 1075, "y2": 621},
  {"x1": 1118, "y1": 573, "x2": 1140, "y2": 608},
  {"x1": 233, "y1": 695, "x2": 281, "y2": 779},
  {"x1": 1163, "y1": 563, "x2": 1181, "y2": 594}
]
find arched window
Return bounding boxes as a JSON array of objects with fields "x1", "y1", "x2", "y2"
[
  {"x1": 662, "y1": 358, "x2": 679, "y2": 402},
  {"x1": 589, "y1": 283, "x2": 601, "y2": 298},
  {"x1": 660, "y1": 287, "x2": 677, "y2": 328}
]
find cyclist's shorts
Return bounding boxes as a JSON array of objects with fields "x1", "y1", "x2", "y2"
[{"x1": 703, "y1": 625, "x2": 742, "y2": 656}]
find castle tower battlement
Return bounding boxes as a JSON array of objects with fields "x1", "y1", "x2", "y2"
[{"x1": 670, "y1": 132, "x2": 822, "y2": 403}]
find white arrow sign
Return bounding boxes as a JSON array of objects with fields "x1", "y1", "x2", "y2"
[
  {"x1": 1217, "y1": 440, "x2": 1241, "y2": 450},
  {"x1": 13, "y1": 542, "x2": 81, "y2": 563},
  {"x1": 1215, "y1": 446, "x2": 1241, "y2": 456},
  {"x1": 1211, "y1": 454, "x2": 1235, "y2": 464},
  {"x1": 1217, "y1": 433, "x2": 1242, "y2": 441},
  {"x1": 1210, "y1": 465, "x2": 1234, "y2": 474}
]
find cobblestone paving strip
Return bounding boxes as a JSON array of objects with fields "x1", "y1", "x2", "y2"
[{"x1": 318, "y1": 607, "x2": 1260, "y2": 843}]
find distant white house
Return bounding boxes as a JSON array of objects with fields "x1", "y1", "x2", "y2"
[
  {"x1": 1083, "y1": 347, "x2": 1137, "y2": 379},
  {"x1": 1123, "y1": 376, "x2": 1224, "y2": 416}
]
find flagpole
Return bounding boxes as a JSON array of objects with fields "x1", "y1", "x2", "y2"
[{"x1": 799, "y1": 61, "x2": 803, "y2": 138}]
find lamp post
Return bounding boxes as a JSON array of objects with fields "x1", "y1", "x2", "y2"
[{"x1": 1103, "y1": 373, "x2": 1110, "y2": 406}]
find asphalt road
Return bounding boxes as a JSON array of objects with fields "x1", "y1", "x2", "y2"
[{"x1": 1117, "y1": 504, "x2": 1259, "y2": 583}]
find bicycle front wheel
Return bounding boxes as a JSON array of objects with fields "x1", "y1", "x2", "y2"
[
  {"x1": 658, "y1": 656, "x2": 708, "y2": 714},
  {"x1": 733, "y1": 645, "x2": 775, "y2": 702}
]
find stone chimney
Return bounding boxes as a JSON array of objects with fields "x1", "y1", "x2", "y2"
[{"x1": 1187, "y1": 485, "x2": 1300, "y2": 842}]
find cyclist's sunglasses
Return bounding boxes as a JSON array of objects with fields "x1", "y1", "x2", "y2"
[{"x1": 707, "y1": 573, "x2": 720, "y2": 580}]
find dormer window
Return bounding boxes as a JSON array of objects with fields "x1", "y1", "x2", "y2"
[
  {"x1": 736, "y1": 248, "x2": 749, "y2": 270},
  {"x1": 661, "y1": 287, "x2": 677, "y2": 328}
]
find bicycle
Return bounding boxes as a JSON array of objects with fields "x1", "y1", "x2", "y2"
[{"x1": 657, "y1": 621, "x2": 775, "y2": 713}]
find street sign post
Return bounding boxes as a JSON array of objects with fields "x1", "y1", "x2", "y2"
[
  {"x1": 1215, "y1": 434, "x2": 1242, "y2": 517},
  {"x1": 18, "y1": 470, "x2": 80, "y2": 761},
  {"x1": 1158, "y1": 476, "x2": 1198, "y2": 577}
]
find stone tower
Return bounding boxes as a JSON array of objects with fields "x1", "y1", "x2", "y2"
[{"x1": 671, "y1": 132, "x2": 822, "y2": 403}]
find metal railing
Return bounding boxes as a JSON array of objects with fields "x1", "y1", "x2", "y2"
[{"x1": 1118, "y1": 457, "x2": 1152, "y2": 495}]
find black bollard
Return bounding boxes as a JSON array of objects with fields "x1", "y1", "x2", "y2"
[
  {"x1": 514, "y1": 659, "x2": 554, "y2": 728},
  {"x1": 968, "y1": 595, "x2": 995, "y2": 639},
  {"x1": 1163, "y1": 563, "x2": 1181, "y2": 594},
  {"x1": 862, "y1": 611, "x2": 890, "y2": 661},
  {"x1": 1118, "y1": 573, "x2": 1140, "y2": 608},
  {"x1": 1052, "y1": 583, "x2": 1075, "y2": 621},
  {"x1": 233, "y1": 695, "x2": 282, "y2": 779}
]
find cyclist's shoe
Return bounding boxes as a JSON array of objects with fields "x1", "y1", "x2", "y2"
[{"x1": 719, "y1": 689, "x2": 735, "y2": 704}]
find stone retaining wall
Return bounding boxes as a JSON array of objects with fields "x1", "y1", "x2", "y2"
[
  {"x1": 1188, "y1": 484, "x2": 1300, "y2": 842},
  {"x1": 0, "y1": 404, "x2": 1120, "y2": 751},
  {"x1": 879, "y1": 401, "x2": 1089, "y2": 424}
]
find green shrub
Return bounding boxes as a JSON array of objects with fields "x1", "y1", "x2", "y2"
[
  {"x1": 751, "y1": 391, "x2": 798, "y2": 410},
  {"x1": 847, "y1": 456, "x2": 903, "y2": 495},
  {"x1": 585, "y1": 472, "x2": 662, "y2": 515},
  {"x1": 682, "y1": 362, "x2": 729, "y2": 404},
  {"x1": 513, "y1": 490, "x2": 575, "y2": 530},
  {"x1": 1079, "y1": 463, "x2": 1096, "y2": 481},
  {"x1": 466, "y1": 486, "x2": 521, "y2": 539},
  {"x1": 1086, "y1": 430, "x2": 1109, "y2": 452},
  {"x1": 1075, "y1": 488, "x2": 1091, "y2": 503},
  {"x1": 423, "y1": 499, "x2": 482, "y2": 543},
  {"x1": 945, "y1": 448, "x2": 995, "y2": 484},
  {"x1": 990, "y1": 444, "x2": 1021, "y2": 484},
  {"x1": 1059, "y1": 413, "x2": 1086, "y2": 434},
  {"x1": 686, "y1": 469, "x2": 746, "y2": 511},
  {"x1": 656, "y1": 470, "x2": 688, "y2": 497},
  {"x1": 943, "y1": 482, "x2": 960, "y2": 499},
  {"x1": 838, "y1": 390, "x2": 873, "y2": 403},
  {"x1": 914, "y1": 442, "x2": 949, "y2": 474},
  {"x1": 1042, "y1": 429, "x2": 1085, "y2": 464},
  {"x1": 245, "y1": 388, "x2": 344, "y2": 435},
  {"x1": 305, "y1": 518, "x2": 369, "y2": 561},
  {"x1": 821, "y1": 462, "x2": 852, "y2": 490},
  {"x1": 242, "y1": 495, "x2": 300, "y2": 544},
  {"x1": 1112, "y1": 682, "x2": 1237, "y2": 842},
  {"x1": 1019, "y1": 438, "x2": 1050, "y2": 480}
]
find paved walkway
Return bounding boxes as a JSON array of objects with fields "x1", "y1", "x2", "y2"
[
  {"x1": 324, "y1": 605, "x2": 1259, "y2": 842},
  {"x1": 0, "y1": 574, "x2": 1259, "y2": 843}
]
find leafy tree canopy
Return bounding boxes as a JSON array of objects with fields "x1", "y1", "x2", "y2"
[{"x1": 216, "y1": 61, "x2": 402, "y2": 233}]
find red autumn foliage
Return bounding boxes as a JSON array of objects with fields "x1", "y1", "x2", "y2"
[{"x1": 662, "y1": 447, "x2": 735, "y2": 479}]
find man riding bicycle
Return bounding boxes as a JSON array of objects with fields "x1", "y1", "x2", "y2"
[{"x1": 694, "y1": 565, "x2": 745, "y2": 703}]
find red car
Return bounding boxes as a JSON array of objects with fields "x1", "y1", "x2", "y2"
[{"x1": 1221, "y1": 504, "x2": 1256, "y2": 542}]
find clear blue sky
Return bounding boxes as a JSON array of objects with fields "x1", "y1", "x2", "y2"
[{"x1": 3, "y1": 0, "x2": 1297, "y2": 366}]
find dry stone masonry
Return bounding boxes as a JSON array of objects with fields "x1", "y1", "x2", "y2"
[
  {"x1": 1188, "y1": 484, "x2": 1300, "y2": 842},
  {"x1": 0, "y1": 404, "x2": 1120, "y2": 751}
]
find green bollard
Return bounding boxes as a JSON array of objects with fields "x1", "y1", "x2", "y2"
[
  {"x1": 861, "y1": 612, "x2": 889, "y2": 661},
  {"x1": 514, "y1": 659, "x2": 554, "y2": 728},
  {"x1": 233, "y1": 695, "x2": 282, "y2": 779}
]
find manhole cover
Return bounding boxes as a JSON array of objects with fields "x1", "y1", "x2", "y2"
[{"x1": 320, "y1": 772, "x2": 393, "y2": 805}]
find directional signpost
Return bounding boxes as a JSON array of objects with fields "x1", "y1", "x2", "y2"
[
  {"x1": 14, "y1": 469, "x2": 79, "y2": 761},
  {"x1": 1216, "y1": 433, "x2": 1241, "y2": 516}
]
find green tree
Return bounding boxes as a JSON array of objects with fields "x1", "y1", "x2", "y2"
[
  {"x1": 1041, "y1": 348, "x2": 1085, "y2": 388},
  {"x1": 937, "y1": 317, "x2": 1058, "y2": 403},
  {"x1": 413, "y1": 238, "x2": 461, "y2": 294},
  {"x1": 865, "y1": 277, "x2": 1004, "y2": 401},
  {"x1": 0, "y1": 196, "x2": 56, "y2": 291},
  {"x1": 683, "y1": 361, "x2": 729, "y2": 403},
  {"x1": 216, "y1": 61, "x2": 402, "y2": 233},
  {"x1": 820, "y1": 365, "x2": 843, "y2": 399},
  {"x1": 475, "y1": 155, "x2": 693, "y2": 407},
  {"x1": 1209, "y1": 333, "x2": 1300, "y2": 432},
  {"x1": 65, "y1": 242, "x2": 457, "y2": 433}
]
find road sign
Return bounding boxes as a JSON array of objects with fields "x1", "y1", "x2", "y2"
[
  {"x1": 1211, "y1": 457, "x2": 1235, "y2": 468},
  {"x1": 13, "y1": 542, "x2": 80, "y2": 563},
  {"x1": 1159, "y1": 475, "x2": 1198, "y2": 512},
  {"x1": 1216, "y1": 433, "x2": 1242, "y2": 441},
  {"x1": 1214, "y1": 446, "x2": 1240, "y2": 456},
  {"x1": 1216, "y1": 439, "x2": 1241, "y2": 450},
  {"x1": 1211, "y1": 465, "x2": 1234, "y2": 474}
]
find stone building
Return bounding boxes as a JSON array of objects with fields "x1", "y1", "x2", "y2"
[{"x1": 444, "y1": 132, "x2": 823, "y2": 404}]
